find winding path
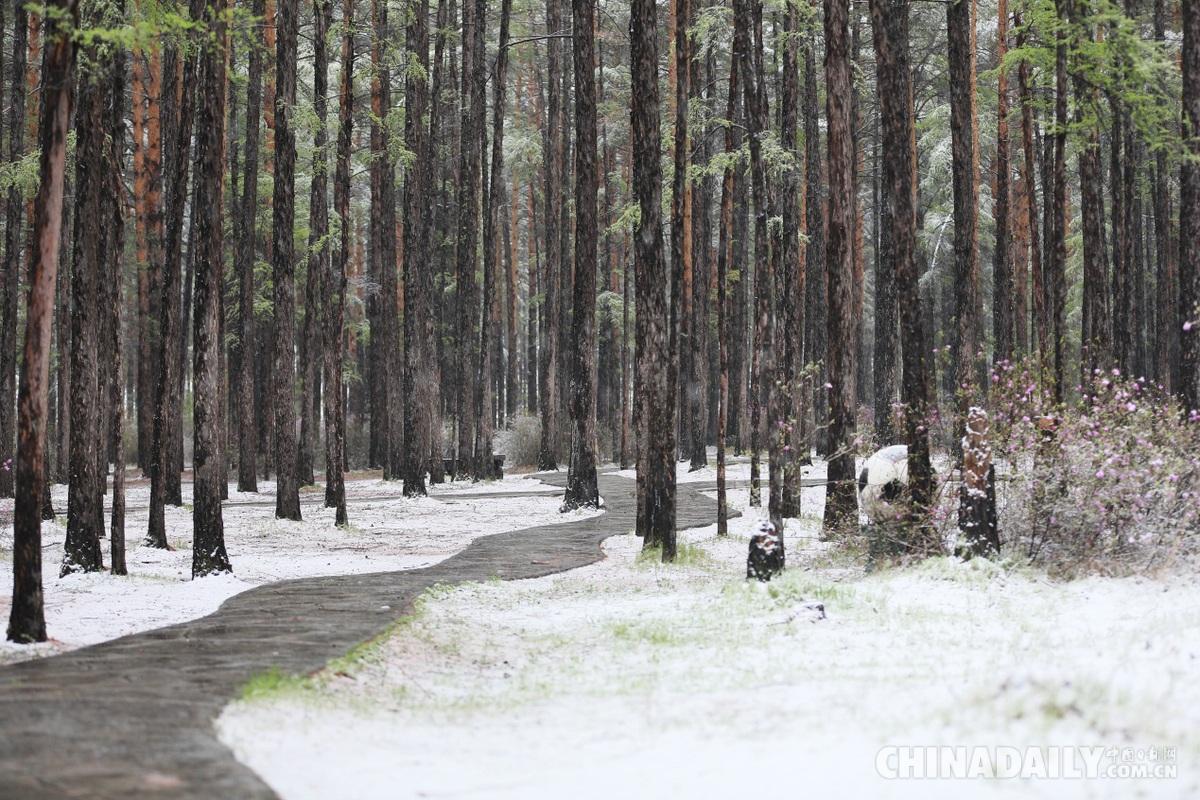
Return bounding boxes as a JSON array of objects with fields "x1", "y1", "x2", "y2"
[{"x1": 0, "y1": 473, "x2": 729, "y2": 799}]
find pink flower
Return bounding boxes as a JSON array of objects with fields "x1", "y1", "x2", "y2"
[
  {"x1": 1096, "y1": 469, "x2": 1105, "y2": 479},
  {"x1": 1184, "y1": 321, "x2": 1194, "y2": 332}
]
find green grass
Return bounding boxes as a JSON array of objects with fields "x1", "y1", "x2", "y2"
[
  {"x1": 636, "y1": 540, "x2": 713, "y2": 568},
  {"x1": 239, "y1": 667, "x2": 312, "y2": 701}
]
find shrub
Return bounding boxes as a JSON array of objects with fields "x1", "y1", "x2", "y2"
[
  {"x1": 495, "y1": 414, "x2": 541, "y2": 468},
  {"x1": 984, "y1": 359, "x2": 1200, "y2": 575}
]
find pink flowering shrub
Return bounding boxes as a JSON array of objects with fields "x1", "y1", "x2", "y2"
[{"x1": 986, "y1": 359, "x2": 1200, "y2": 575}]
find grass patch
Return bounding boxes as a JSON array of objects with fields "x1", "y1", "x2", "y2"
[
  {"x1": 636, "y1": 541, "x2": 712, "y2": 568},
  {"x1": 239, "y1": 667, "x2": 312, "y2": 701},
  {"x1": 608, "y1": 619, "x2": 687, "y2": 647}
]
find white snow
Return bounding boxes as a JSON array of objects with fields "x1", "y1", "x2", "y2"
[
  {"x1": 218, "y1": 489, "x2": 1200, "y2": 800},
  {"x1": 0, "y1": 474, "x2": 594, "y2": 664}
]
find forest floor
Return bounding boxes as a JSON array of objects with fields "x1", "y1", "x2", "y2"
[
  {"x1": 218, "y1": 466, "x2": 1200, "y2": 800},
  {"x1": 0, "y1": 472, "x2": 598, "y2": 664}
]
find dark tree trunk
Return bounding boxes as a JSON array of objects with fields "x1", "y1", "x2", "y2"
[
  {"x1": 1155, "y1": 0, "x2": 1178, "y2": 391},
  {"x1": 236, "y1": 0, "x2": 264, "y2": 493},
  {"x1": 538, "y1": 0, "x2": 563, "y2": 471},
  {"x1": 148, "y1": 8, "x2": 202, "y2": 548},
  {"x1": 822, "y1": 0, "x2": 859, "y2": 535},
  {"x1": 0, "y1": 3, "x2": 27, "y2": 500},
  {"x1": 1077, "y1": 19, "x2": 1110, "y2": 387},
  {"x1": 107, "y1": 1, "x2": 128, "y2": 576},
  {"x1": 1051, "y1": 0, "x2": 1069, "y2": 402},
  {"x1": 192, "y1": 0, "x2": 232, "y2": 577},
  {"x1": 63, "y1": 0, "x2": 116, "y2": 576},
  {"x1": 1183, "y1": 0, "x2": 1200, "y2": 412},
  {"x1": 475, "y1": 0, "x2": 511, "y2": 481},
  {"x1": 780, "y1": 0, "x2": 805, "y2": 520},
  {"x1": 947, "y1": 0, "x2": 980, "y2": 437},
  {"x1": 803, "y1": 26, "x2": 826, "y2": 458},
  {"x1": 1017, "y1": 9, "x2": 1042, "y2": 364},
  {"x1": 992, "y1": 0, "x2": 1012, "y2": 365},
  {"x1": 8, "y1": 0, "x2": 77, "y2": 643},
  {"x1": 738, "y1": 0, "x2": 770, "y2": 511},
  {"x1": 272, "y1": 0, "x2": 301, "y2": 519},
  {"x1": 563, "y1": 0, "x2": 600, "y2": 509},
  {"x1": 632, "y1": 0, "x2": 675, "y2": 557},
  {"x1": 402, "y1": 0, "x2": 433, "y2": 496},
  {"x1": 872, "y1": 22, "x2": 899, "y2": 447},
  {"x1": 325, "y1": 0, "x2": 351, "y2": 524},
  {"x1": 716, "y1": 17, "x2": 742, "y2": 536},
  {"x1": 299, "y1": 0, "x2": 331, "y2": 489},
  {"x1": 453, "y1": 0, "x2": 483, "y2": 476},
  {"x1": 869, "y1": 0, "x2": 934, "y2": 545}
]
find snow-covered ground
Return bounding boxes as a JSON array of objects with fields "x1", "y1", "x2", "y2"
[
  {"x1": 0, "y1": 473, "x2": 592, "y2": 664},
  {"x1": 219, "y1": 489, "x2": 1200, "y2": 800}
]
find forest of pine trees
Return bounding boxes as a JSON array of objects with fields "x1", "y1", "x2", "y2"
[{"x1": 5, "y1": 0, "x2": 1200, "y2": 641}]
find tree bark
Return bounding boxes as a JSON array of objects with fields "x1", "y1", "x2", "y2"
[
  {"x1": 272, "y1": 0, "x2": 301, "y2": 519},
  {"x1": 1182, "y1": 0, "x2": 1200, "y2": 412},
  {"x1": 632, "y1": 0, "x2": 675, "y2": 557},
  {"x1": 992, "y1": 0, "x2": 1012, "y2": 365},
  {"x1": 236, "y1": 0, "x2": 264, "y2": 493},
  {"x1": 822, "y1": 0, "x2": 859, "y2": 535},
  {"x1": 299, "y1": 0, "x2": 331, "y2": 489},
  {"x1": 869, "y1": 0, "x2": 934, "y2": 546},
  {"x1": 563, "y1": 0, "x2": 600, "y2": 509},
  {"x1": 7, "y1": 0, "x2": 77, "y2": 643},
  {"x1": 193, "y1": 0, "x2": 232, "y2": 577},
  {"x1": 325, "y1": 0, "x2": 352, "y2": 524},
  {"x1": 0, "y1": 4, "x2": 27, "y2": 500},
  {"x1": 538, "y1": 0, "x2": 563, "y2": 471}
]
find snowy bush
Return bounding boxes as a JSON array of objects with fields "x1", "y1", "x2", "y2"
[
  {"x1": 494, "y1": 414, "x2": 541, "y2": 468},
  {"x1": 986, "y1": 359, "x2": 1200, "y2": 575}
]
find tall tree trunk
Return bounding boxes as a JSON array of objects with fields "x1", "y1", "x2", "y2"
[
  {"x1": 325, "y1": 0, "x2": 351, "y2": 523},
  {"x1": 716, "y1": 16, "x2": 742, "y2": 536},
  {"x1": 236, "y1": 0, "x2": 264, "y2": 492},
  {"x1": 299, "y1": 0, "x2": 331, "y2": 489},
  {"x1": 193, "y1": 0, "x2": 232, "y2": 577},
  {"x1": 822, "y1": 0, "x2": 858, "y2": 535},
  {"x1": 475, "y1": 0, "x2": 512, "y2": 480},
  {"x1": 993, "y1": 0, "x2": 1013, "y2": 365},
  {"x1": 272, "y1": 0, "x2": 301, "y2": 519},
  {"x1": 1017, "y1": 7, "x2": 1040, "y2": 362},
  {"x1": 147, "y1": 4, "x2": 202, "y2": 547},
  {"x1": 453, "y1": 0, "x2": 483, "y2": 476},
  {"x1": 632, "y1": 0, "x2": 675, "y2": 556},
  {"x1": 870, "y1": 0, "x2": 934, "y2": 544},
  {"x1": 64, "y1": 0, "x2": 118, "y2": 576},
  {"x1": 948, "y1": 0, "x2": 980, "y2": 441},
  {"x1": 7, "y1": 0, "x2": 77, "y2": 644},
  {"x1": 108, "y1": 0, "x2": 128, "y2": 576},
  {"x1": 738, "y1": 0, "x2": 770, "y2": 511},
  {"x1": 1154, "y1": 0, "x2": 1177, "y2": 390},
  {"x1": 563, "y1": 0, "x2": 600, "y2": 509},
  {"x1": 402, "y1": 0, "x2": 433, "y2": 496},
  {"x1": 538, "y1": 0, "x2": 563, "y2": 471},
  {"x1": 1051, "y1": 0, "x2": 1068, "y2": 402},
  {"x1": 0, "y1": 3, "x2": 28, "y2": 500},
  {"x1": 803, "y1": 24, "x2": 826, "y2": 458},
  {"x1": 1182, "y1": 0, "x2": 1200, "y2": 411}
]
